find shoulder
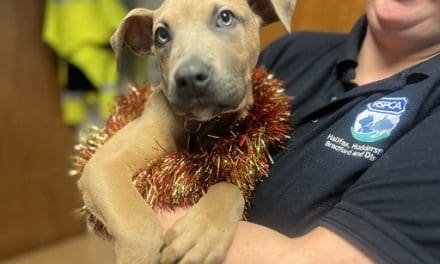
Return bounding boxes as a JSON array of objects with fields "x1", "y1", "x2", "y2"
[{"x1": 258, "y1": 31, "x2": 347, "y2": 71}]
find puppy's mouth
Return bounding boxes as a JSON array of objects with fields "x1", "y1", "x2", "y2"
[
  {"x1": 172, "y1": 103, "x2": 240, "y2": 122},
  {"x1": 167, "y1": 74, "x2": 251, "y2": 122}
]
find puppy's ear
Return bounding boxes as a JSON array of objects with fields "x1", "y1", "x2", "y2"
[
  {"x1": 110, "y1": 8, "x2": 154, "y2": 70},
  {"x1": 248, "y1": 0, "x2": 297, "y2": 32}
]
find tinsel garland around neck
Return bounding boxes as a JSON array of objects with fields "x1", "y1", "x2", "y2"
[{"x1": 71, "y1": 68, "x2": 292, "y2": 239}]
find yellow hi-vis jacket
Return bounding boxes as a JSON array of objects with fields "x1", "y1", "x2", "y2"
[{"x1": 43, "y1": 0, "x2": 127, "y2": 125}]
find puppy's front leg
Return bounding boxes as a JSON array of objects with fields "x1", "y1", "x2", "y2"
[
  {"x1": 160, "y1": 182, "x2": 245, "y2": 264},
  {"x1": 78, "y1": 90, "x2": 185, "y2": 264},
  {"x1": 80, "y1": 155, "x2": 162, "y2": 264}
]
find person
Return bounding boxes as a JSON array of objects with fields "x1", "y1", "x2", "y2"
[{"x1": 159, "y1": 0, "x2": 440, "y2": 262}]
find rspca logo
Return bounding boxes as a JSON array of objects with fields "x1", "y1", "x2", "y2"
[{"x1": 351, "y1": 97, "x2": 408, "y2": 143}]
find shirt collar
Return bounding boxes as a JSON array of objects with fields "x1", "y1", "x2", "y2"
[
  {"x1": 336, "y1": 15, "x2": 440, "y2": 87},
  {"x1": 335, "y1": 16, "x2": 367, "y2": 84}
]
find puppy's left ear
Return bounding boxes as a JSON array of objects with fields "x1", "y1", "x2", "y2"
[
  {"x1": 248, "y1": 0, "x2": 297, "y2": 32},
  {"x1": 110, "y1": 8, "x2": 154, "y2": 70}
]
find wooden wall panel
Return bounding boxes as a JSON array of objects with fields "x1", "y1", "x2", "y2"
[
  {"x1": 261, "y1": 0, "x2": 365, "y2": 48},
  {"x1": 0, "y1": 0, "x2": 84, "y2": 260}
]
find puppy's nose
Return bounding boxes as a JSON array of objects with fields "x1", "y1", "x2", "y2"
[{"x1": 174, "y1": 61, "x2": 212, "y2": 95}]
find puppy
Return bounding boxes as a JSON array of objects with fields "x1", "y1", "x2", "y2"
[{"x1": 77, "y1": 0, "x2": 296, "y2": 263}]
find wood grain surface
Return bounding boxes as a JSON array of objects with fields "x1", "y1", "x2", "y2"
[
  {"x1": 261, "y1": 0, "x2": 365, "y2": 48},
  {"x1": 0, "y1": 0, "x2": 84, "y2": 260}
]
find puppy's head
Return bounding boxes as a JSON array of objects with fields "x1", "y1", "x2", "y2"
[{"x1": 111, "y1": 0, "x2": 296, "y2": 121}]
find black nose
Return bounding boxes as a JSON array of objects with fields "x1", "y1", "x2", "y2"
[{"x1": 174, "y1": 60, "x2": 212, "y2": 96}]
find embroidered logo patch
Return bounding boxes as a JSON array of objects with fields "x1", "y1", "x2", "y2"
[{"x1": 351, "y1": 97, "x2": 408, "y2": 143}]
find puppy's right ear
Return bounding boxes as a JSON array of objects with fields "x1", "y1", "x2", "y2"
[
  {"x1": 248, "y1": 0, "x2": 297, "y2": 32},
  {"x1": 110, "y1": 8, "x2": 154, "y2": 70}
]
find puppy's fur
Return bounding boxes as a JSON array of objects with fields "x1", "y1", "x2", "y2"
[{"x1": 77, "y1": 0, "x2": 296, "y2": 263}]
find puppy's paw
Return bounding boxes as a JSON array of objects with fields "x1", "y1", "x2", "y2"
[
  {"x1": 159, "y1": 210, "x2": 231, "y2": 264},
  {"x1": 160, "y1": 183, "x2": 244, "y2": 264}
]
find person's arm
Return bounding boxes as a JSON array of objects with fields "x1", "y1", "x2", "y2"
[
  {"x1": 225, "y1": 106, "x2": 440, "y2": 264},
  {"x1": 158, "y1": 209, "x2": 374, "y2": 263},
  {"x1": 224, "y1": 222, "x2": 374, "y2": 263}
]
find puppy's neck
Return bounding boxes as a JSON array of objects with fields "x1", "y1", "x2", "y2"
[
  {"x1": 184, "y1": 112, "x2": 241, "y2": 152},
  {"x1": 156, "y1": 80, "x2": 254, "y2": 152}
]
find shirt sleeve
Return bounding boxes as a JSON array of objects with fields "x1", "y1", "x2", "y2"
[
  {"x1": 257, "y1": 34, "x2": 295, "y2": 69},
  {"x1": 319, "y1": 106, "x2": 440, "y2": 264}
]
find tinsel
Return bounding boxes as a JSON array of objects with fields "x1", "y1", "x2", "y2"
[{"x1": 70, "y1": 68, "x2": 292, "y2": 239}]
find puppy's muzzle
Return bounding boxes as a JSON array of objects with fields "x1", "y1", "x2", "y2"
[
  {"x1": 175, "y1": 59, "x2": 212, "y2": 98},
  {"x1": 170, "y1": 58, "x2": 247, "y2": 121}
]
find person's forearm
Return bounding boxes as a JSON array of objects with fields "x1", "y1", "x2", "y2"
[
  {"x1": 223, "y1": 221, "x2": 299, "y2": 263},
  {"x1": 223, "y1": 222, "x2": 375, "y2": 264},
  {"x1": 156, "y1": 208, "x2": 375, "y2": 263}
]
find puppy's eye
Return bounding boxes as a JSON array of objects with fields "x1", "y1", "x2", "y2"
[
  {"x1": 216, "y1": 10, "x2": 235, "y2": 28},
  {"x1": 155, "y1": 26, "x2": 170, "y2": 46}
]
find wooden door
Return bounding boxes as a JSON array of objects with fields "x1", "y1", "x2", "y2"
[
  {"x1": 0, "y1": 0, "x2": 84, "y2": 260},
  {"x1": 261, "y1": 0, "x2": 365, "y2": 48}
]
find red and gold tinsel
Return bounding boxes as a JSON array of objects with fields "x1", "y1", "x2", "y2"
[{"x1": 70, "y1": 68, "x2": 292, "y2": 239}]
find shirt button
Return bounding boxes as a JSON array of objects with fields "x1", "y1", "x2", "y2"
[{"x1": 331, "y1": 96, "x2": 338, "y2": 102}]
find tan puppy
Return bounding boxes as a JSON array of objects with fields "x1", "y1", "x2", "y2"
[{"x1": 77, "y1": 0, "x2": 296, "y2": 263}]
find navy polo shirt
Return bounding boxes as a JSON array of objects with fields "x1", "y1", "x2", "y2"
[{"x1": 248, "y1": 17, "x2": 440, "y2": 263}]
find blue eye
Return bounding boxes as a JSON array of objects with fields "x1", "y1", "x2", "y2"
[
  {"x1": 216, "y1": 10, "x2": 235, "y2": 28},
  {"x1": 155, "y1": 26, "x2": 170, "y2": 46}
]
